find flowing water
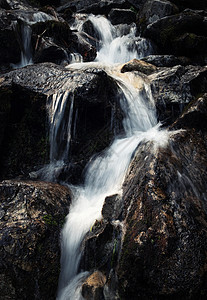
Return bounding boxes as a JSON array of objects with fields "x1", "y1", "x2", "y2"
[
  {"x1": 12, "y1": 11, "x2": 54, "y2": 68},
  {"x1": 52, "y1": 14, "x2": 166, "y2": 299}
]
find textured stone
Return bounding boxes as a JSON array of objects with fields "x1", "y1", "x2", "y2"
[
  {"x1": 0, "y1": 179, "x2": 71, "y2": 299},
  {"x1": 108, "y1": 8, "x2": 136, "y2": 25},
  {"x1": 121, "y1": 58, "x2": 157, "y2": 75},
  {"x1": 118, "y1": 128, "x2": 207, "y2": 299}
]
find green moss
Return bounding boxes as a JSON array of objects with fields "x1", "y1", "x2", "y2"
[
  {"x1": 42, "y1": 214, "x2": 58, "y2": 226},
  {"x1": 130, "y1": 6, "x2": 137, "y2": 14},
  {"x1": 160, "y1": 25, "x2": 177, "y2": 46}
]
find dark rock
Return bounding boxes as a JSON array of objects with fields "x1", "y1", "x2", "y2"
[
  {"x1": 32, "y1": 19, "x2": 97, "y2": 63},
  {"x1": 121, "y1": 58, "x2": 157, "y2": 75},
  {"x1": 118, "y1": 128, "x2": 207, "y2": 299},
  {"x1": 170, "y1": 0, "x2": 207, "y2": 11},
  {"x1": 108, "y1": 8, "x2": 136, "y2": 25},
  {"x1": 0, "y1": 0, "x2": 31, "y2": 10},
  {"x1": 0, "y1": 63, "x2": 122, "y2": 182},
  {"x1": 71, "y1": 31, "x2": 97, "y2": 62},
  {"x1": 0, "y1": 179, "x2": 71, "y2": 299},
  {"x1": 0, "y1": 80, "x2": 50, "y2": 180},
  {"x1": 33, "y1": 36, "x2": 68, "y2": 64},
  {"x1": 58, "y1": 0, "x2": 132, "y2": 15},
  {"x1": 148, "y1": 65, "x2": 207, "y2": 125},
  {"x1": 102, "y1": 194, "x2": 122, "y2": 221},
  {"x1": 82, "y1": 19, "x2": 100, "y2": 49},
  {"x1": 138, "y1": 0, "x2": 179, "y2": 29},
  {"x1": 142, "y1": 54, "x2": 189, "y2": 67},
  {"x1": 0, "y1": 10, "x2": 21, "y2": 70},
  {"x1": 82, "y1": 271, "x2": 106, "y2": 300},
  {"x1": 81, "y1": 220, "x2": 121, "y2": 275},
  {"x1": 172, "y1": 93, "x2": 207, "y2": 132},
  {"x1": 144, "y1": 10, "x2": 207, "y2": 64}
]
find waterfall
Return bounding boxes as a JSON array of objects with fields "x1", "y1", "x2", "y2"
[
  {"x1": 12, "y1": 11, "x2": 54, "y2": 68},
  {"x1": 88, "y1": 15, "x2": 154, "y2": 63},
  {"x1": 55, "y1": 14, "x2": 165, "y2": 299}
]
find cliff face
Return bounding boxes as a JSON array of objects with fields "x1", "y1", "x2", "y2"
[{"x1": 0, "y1": 0, "x2": 207, "y2": 299}]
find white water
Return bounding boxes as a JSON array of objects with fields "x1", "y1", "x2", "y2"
[
  {"x1": 56, "y1": 15, "x2": 166, "y2": 300},
  {"x1": 72, "y1": 14, "x2": 154, "y2": 64},
  {"x1": 12, "y1": 11, "x2": 54, "y2": 68}
]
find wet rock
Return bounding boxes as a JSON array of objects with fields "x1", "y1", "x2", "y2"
[
  {"x1": 0, "y1": 63, "x2": 122, "y2": 182},
  {"x1": 82, "y1": 19, "x2": 100, "y2": 49},
  {"x1": 81, "y1": 220, "x2": 121, "y2": 275},
  {"x1": 148, "y1": 65, "x2": 207, "y2": 125},
  {"x1": 108, "y1": 8, "x2": 136, "y2": 25},
  {"x1": 121, "y1": 58, "x2": 157, "y2": 75},
  {"x1": 138, "y1": 0, "x2": 178, "y2": 29},
  {"x1": 58, "y1": 0, "x2": 132, "y2": 15},
  {"x1": 141, "y1": 54, "x2": 189, "y2": 67},
  {"x1": 72, "y1": 31, "x2": 97, "y2": 61},
  {"x1": 144, "y1": 10, "x2": 207, "y2": 64},
  {"x1": 0, "y1": 179, "x2": 71, "y2": 299},
  {"x1": 0, "y1": 80, "x2": 49, "y2": 180},
  {"x1": 33, "y1": 36, "x2": 68, "y2": 64},
  {"x1": 172, "y1": 93, "x2": 207, "y2": 132},
  {"x1": 118, "y1": 128, "x2": 207, "y2": 299},
  {"x1": 82, "y1": 271, "x2": 106, "y2": 300},
  {"x1": 0, "y1": 10, "x2": 21, "y2": 70},
  {"x1": 170, "y1": 0, "x2": 207, "y2": 11},
  {"x1": 102, "y1": 194, "x2": 122, "y2": 221},
  {"x1": 0, "y1": 0, "x2": 31, "y2": 10}
]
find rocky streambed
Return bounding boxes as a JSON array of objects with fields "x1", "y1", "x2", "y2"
[{"x1": 0, "y1": 0, "x2": 207, "y2": 299}]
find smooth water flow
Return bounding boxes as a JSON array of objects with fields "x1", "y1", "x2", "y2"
[
  {"x1": 12, "y1": 12, "x2": 54, "y2": 68},
  {"x1": 56, "y1": 14, "x2": 164, "y2": 300},
  {"x1": 89, "y1": 15, "x2": 154, "y2": 63}
]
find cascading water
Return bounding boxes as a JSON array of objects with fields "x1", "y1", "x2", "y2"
[
  {"x1": 55, "y1": 14, "x2": 166, "y2": 300},
  {"x1": 12, "y1": 11, "x2": 54, "y2": 68},
  {"x1": 73, "y1": 14, "x2": 154, "y2": 64}
]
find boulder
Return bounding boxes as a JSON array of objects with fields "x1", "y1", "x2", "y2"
[
  {"x1": 82, "y1": 271, "x2": 106, "y2": 300},
  {"x1": 32, "y1": 19, "x2": 97, "y2": 63},
  {"x1": 0, "y1": 63, "x2": 122, "y2": 182},
  {"x1": 172, "y1": 93, "x2": 207, "y2": 132},
  {"x1": 81, "y1": 220, "x2": 121, "y2": 275},
  {"x1": 108, "y1": 8, "x2": 136, "y2": 25},
  {"x1": 138, "y1": 0, "x2": 179, "y2": 29},
  {"x1": 121, "y1": 58, "x2": 157, "y2": 75},
  {"x1": 170, "y1": 0, "x2": 207, "y2": 10},
  {"x1": 0, "y1": 10, "x2": 22, "y2": 71},
  {"x1": 0, "y1": 179, "x2": 71, "y2": 299},
  {"x1": 141, "y1": 54, "x2": 189, "y2": 67},
  {"x1": 33, "y1": 36, "x2": 68, "y2": 64},
  {"x1": 143, "y1": 10, "x2": 207, "y2": 64},
  {"x1": 148, "y1": 65, "x2": 207, "y2": 125},
  {"x1": 118, "y1": 127, "x2": 207, "y2": 299},
  {"x1": 58, "y1": 0, "x2": 132, "y2": 15}
]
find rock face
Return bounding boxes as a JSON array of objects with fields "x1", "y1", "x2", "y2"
[
  {"x1": 0, "y1": 63, "x2": 122, "y2": 182},
  {"x1": 138, "y1": 0, "x2": 178, "y2": 28},
  {"x1": 108, "y1": 8, "x2": 136, "y2": 25},
  {"x1": 0, "y1": 179, "x2": 71, "y2": 299},
  {"x1": 149, "y1": 65, "x2": 207, "y2": 125},
  {"x1": 143, "y1": 9, "x2": 207, "y2": 64},
  {"x1": 117, "y1": 126, "x2": 207, "y2": 299}
]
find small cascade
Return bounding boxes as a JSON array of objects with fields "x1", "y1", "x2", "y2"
[
  {"x1": 30, "y1": 91, "x2": 75, "y2": 182},
  {"x1": 88, "y1": 15, "x2": 154, "y2": 63},
  {"x1": 54, "y1": 13, "x2": 161, "y2": 300},
  {"x1": 12, "y1": 11, "x2": 54, "y2": 68}
]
